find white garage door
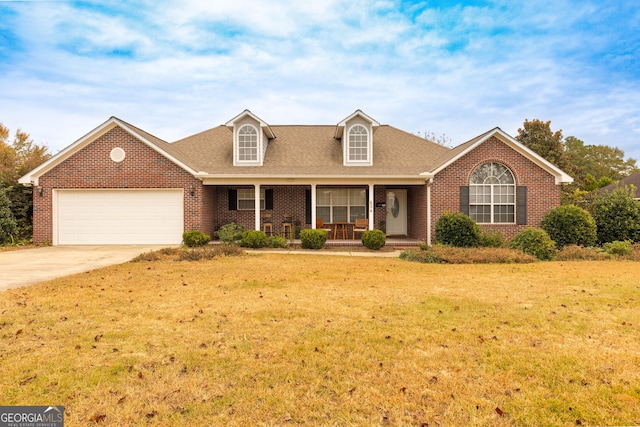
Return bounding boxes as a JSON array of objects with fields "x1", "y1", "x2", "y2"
[{"x1": 56, "y1": 189, "x2": 184, "y2": 245}]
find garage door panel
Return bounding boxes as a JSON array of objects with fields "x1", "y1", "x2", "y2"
[{"x1": 56, "y1": 190, "x2": 184, "y2": 245}]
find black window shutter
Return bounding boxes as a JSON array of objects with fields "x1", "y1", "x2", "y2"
[
  {"x1": 305, "y1": 189, "x2": 312, "y2": 224},
  {"x1": 228, "y1": 189, "x2": 237, "y2": 211},
  {"x1": 265, "y1": 189, "x2": 273, "y2": 210},
  {"x1": 517, "y1": 186, "x2": 527, "y2": 225},
  {"x1": 460, "y1": 186, "x2": 470, "y2": 215},
  {"x1": 365, "y1": 189, "x2": 370, "y2": 219}
]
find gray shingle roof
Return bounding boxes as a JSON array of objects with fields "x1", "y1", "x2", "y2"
[
  {"x1": 171, "y1": 124, "x2": 451, "y2": 176},
  {"x1": 599, "y1": 171, "x2": 640, "y2": 198}
]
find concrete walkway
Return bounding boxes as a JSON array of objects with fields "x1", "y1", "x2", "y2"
[{"x1": 0, "y1": 245, "x2": 168, "y2": 291}]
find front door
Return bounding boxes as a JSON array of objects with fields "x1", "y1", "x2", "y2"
[{"x1": 386, "y1": 189, "x2": 407, "y2": 236}]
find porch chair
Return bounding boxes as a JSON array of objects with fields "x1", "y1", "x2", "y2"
[
  {"x1": 261, "y1": 212, "x2": 273, "y2": 236},
  {"x1": 352, "y1": 218, "x2": 369, "y2": 240},
  {"x1": 316, "y1": 218, "x2": 333, "y2": 239},
  {"x1": 282, "y1": 213, "x2": 293, "y2": 240}
]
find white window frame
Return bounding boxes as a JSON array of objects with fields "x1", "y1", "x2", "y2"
[
  {"x1": 347, "y1": 125, "x2": 369, "y2": 163},
  {"x1": 469, "y1": 162, "x2": 515, "y2": 224},
  {"x1": 316, "y1": 188, "x2": 367, "y2": 223},
  {"x1": 237, "y1": 188, "x2": 265, "y2": 210},
  {"x1": 237, "y1": 124, "x2": 258, "y2": 162}
]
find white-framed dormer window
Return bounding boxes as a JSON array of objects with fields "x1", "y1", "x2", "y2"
[
  {"x1": 238, "y1": 124, "x2": 258, "y2": 162},
  {"x1": 336, "y1": 110, "x2": 378, "y2": 167},
  {"x1": 348, "y1": 125, "x2": 369, "y2": 162}
]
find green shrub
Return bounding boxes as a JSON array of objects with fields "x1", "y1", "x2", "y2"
[
  {"x1": 300, "y1": 229, "x2": 327, "y2": 249},
  {"x1": 182, "y1": 230, "x2": 211, "y2": 247},
  {"x1": 215, "y1": 222, "x2": 245, "y2": 244},
  {"x1": 435, "y1": 212, "x2": 480, "y2": 247},
  {"x1": 592, "y1": 186, "x2": 640, "y2": 244},
  {"x1": 509, "y1": 227, "x2": 556, "y2": 260},
  {"x1": 602, "y1": 240, "x2": 633, "y2": 256},
  {"x1": 541, "y1": 204, "x2": 597, "y2": 249},
  {"x1": 361, "y1": 229, "x2": 386, "y2": 250},
  {"x1": 267, "y1": 235, "x2": 288, "y2": 248},
  {"x1": 479, "y1": 230, "x2": 504, "y2": 248},
  {"x1": 240, "y1": 230, "x2": 268, "y2": 248}
]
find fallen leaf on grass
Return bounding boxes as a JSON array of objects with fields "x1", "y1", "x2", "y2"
[
  {"x1": 495, "y1": 407, "x2": 505, "y2": 416},
  {"x1": 89, "y1": 413, "x2": 106, "y2": 423},
  {"x1": 19, "y1": 374, "x2": 37, "y2": 385}
]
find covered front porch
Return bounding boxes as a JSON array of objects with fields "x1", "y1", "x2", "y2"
[{"x1": 201, "y1": 178, "x2": 433, "y2": 243}]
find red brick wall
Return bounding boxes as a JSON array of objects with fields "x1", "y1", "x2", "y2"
[
  {"x1": 34, "y1": 126, "x2": 205, "y2": 244},
  {"x1": 409, "y1": 185, "x2": 428, "y2": 240},
  {"x1": 373, "y1": 186, "x2": 386, "y2": 232},
  {"x1": 214, "y1": 186, "x2": 309, "y2": 236},
  {"x1": 430, "y1": 136, "x2": 561, "y2": 240}
]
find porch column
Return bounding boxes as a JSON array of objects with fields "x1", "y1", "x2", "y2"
[
  {"x1": 368, "y1": 184, "x2": 374, "y2": 230},
  {"x1": 254, "y1": 184, "x2": 261, "y2": 231},
  {"x1": 311, "y1": 184, "x2": 317, "y2": 229},
  {"x1": 426, "y1": 178, "x2": 433, "y2": 245}
]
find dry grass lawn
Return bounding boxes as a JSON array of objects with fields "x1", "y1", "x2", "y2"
[{"x1": 1, "y1": 253, "x2": 639, "y2": 426}]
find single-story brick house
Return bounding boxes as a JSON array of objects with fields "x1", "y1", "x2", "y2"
[{"x1": 19, "y1": 109, "x2": 572, "y2": 245}]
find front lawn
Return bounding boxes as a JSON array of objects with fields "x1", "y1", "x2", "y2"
[{"x1": 1, "y1": 254, "x2": 639, "y2": 426}]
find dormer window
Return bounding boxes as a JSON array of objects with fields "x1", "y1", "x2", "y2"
[
  {"x1": 227, "y1": 110, "x2": 276, "y2": 167},
  {"x1": 238, "y1": 125, "x2": 258, "y2": 162},
  {"x1": 348, "y1": 125, "x2": 369, "y2": 162},
  {"x1": 336, "y1": 110, "x2": 378, "y2": 167}
]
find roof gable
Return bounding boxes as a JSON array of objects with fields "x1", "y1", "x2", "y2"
[
  {"x1": 225, "y1": 109, "x2": 276, "y2": 139},
  {"x1": 18, "y1": 117, "x2": 201, "y2": 185},
  {"x1": 427, "y1": 127, "x2": 573, "y2": 185},
  {"x1": 334, "y1": 109, "x2": 380, "y2": 139}
]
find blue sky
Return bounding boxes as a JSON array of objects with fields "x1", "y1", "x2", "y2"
[{"x1": 1, "y1": 0, "x2": 639, "y2": 163}]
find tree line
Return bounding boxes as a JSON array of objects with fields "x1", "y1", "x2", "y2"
[
  {"x1": 0, "y1": 123, "x2": 51, "y2": 244},
  {"x1": 515, "y1": 119, "x2": 638, "y2": 206}
]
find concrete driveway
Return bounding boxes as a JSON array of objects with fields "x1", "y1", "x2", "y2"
[{"x1": 0, "y1": 245, "x2": 170, "y2": 291}]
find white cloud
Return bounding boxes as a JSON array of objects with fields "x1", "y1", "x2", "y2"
[{"x1": 0, "y1": 0, "x2": 638, "y2": 163}]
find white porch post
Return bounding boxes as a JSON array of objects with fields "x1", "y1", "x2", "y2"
[
  {"x1": 427, "y1": 178, "x2": 433, "y2": 245},
  {"x1": 254, "y1": 184, "x2": 261, "y2": 231},
  {"x1": 311, "y1": 184, "x2": 317, "y2": 229},
  {"x1": 368, "y1": 184, "x2": 374, "y2": 230}
]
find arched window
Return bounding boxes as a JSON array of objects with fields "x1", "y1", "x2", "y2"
[
  {"x1": 348, "y1": 125, "x2": 369, "y2": 162},
  {"x1": 469, "y1": 162, "x2": 515, "y2": 223},
  {"x1": 238, "y1": 125, "x2": 258, "y2": 161}
]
